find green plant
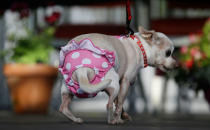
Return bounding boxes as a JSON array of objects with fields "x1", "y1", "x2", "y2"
[
  {"x1": 9, "y1": 27, "x2": 55, "y2": 64},
  {"x1": 3, "y1": 5, "x2": 61, "y2": 64},
  {"x1": 174, "y1": 18, "x2": 210, "y2": 92}
]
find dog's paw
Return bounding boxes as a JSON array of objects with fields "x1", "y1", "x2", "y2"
[
  {"x1": 121, "y1": 112, "x2": 132, "y2": 121},
  {"x1": 74, "y1": 118, "x2": 83, "y2": 124},
  {"x1": 109, "y1": 118, "x2": 124, "y2": 125}
]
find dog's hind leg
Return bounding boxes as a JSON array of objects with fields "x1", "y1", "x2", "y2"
[
  {"x1": 105, "y1": 87, "x2": 117, "y2": 124},
  {"x1": 104, "y1": 68, "x2": 120, "y2": 124},
  {"x1": 59, "y1": 82, "x2": 83, "y2": 123}
]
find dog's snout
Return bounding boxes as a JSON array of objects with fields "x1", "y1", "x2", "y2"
[
  {"x1": 175, "y1": 61, "x2": 180, "y2": 68},
  {"x1": 173, "y1": 57, "x2": 179, "y2": 68}
]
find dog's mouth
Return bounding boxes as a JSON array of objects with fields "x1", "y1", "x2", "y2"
[
  {"x1": 159, "y1": 65, "x2": 171, "y2": 72},
  {"x1": 163, "y1": 66, "x2": 171, "y2": 71}
]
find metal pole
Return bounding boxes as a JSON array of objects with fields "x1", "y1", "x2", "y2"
[{"x1": 0, "y1": 15, "x2": 11, "y2": 110}]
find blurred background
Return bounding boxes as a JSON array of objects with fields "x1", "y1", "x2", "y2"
[{"x1": 0, "y1": 0, "x2": 210, "y2": 120}]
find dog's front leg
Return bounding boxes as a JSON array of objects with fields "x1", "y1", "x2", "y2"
[
  {"x1": 121, "y1": 108, "x2": 132, "y2": 121},
  {"x1": 113, "y1": 101, "x2": 132, "y2": 123},
  {"x1": 113, "y1": 77, "x2": 130, "y2": 124},
  {"x1": 59, "y1": 93, "x2": 83, "y2": 123}
]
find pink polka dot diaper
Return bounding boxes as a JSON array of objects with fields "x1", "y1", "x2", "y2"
[{"x1": 59, "y1": 38, "x2": 115, "y2": 98}]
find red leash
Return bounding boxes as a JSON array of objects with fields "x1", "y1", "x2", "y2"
[
  {"x1": 126, "y1": 0, "x2": 132, "y2": 21},
  {"x1": 126, "y1": 0, "x2": 134, "y2": 36}
]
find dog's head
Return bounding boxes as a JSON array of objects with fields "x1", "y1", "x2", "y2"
[{"x1": 139, "y1": 26, "x2": 178, "y2": 71}]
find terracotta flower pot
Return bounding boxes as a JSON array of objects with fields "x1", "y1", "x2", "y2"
[{"x1": 3, "y1": 63, "x2": 58, "y2": 114}]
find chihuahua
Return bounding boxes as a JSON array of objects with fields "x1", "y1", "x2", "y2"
[{"x1": 58, "y1": 26, "x2": 177, "y2": 124}]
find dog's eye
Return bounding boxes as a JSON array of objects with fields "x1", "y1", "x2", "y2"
[{"x1": 165, "y1": 50, "x2": 171, "y2": 57}]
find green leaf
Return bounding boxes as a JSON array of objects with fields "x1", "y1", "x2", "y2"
[{"x1": 10, "y1": 27, "x2": 55, "y2": 64}]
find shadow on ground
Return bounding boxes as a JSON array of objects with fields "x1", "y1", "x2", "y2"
[{"x1": 0, "y1": 111, "x2": 210, "y2": 130}]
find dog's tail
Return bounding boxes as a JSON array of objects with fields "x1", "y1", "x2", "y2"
[{"x1": 75, "y1": 68, "x2": 111, "y2": 94}]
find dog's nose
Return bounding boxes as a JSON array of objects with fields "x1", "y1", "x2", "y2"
[
  {"x1": 175, "y1": 61, "x2": 180, "y2": 68},
  {"x1": 174, "y1": 59, "x2": 180, "y2": 68},
  {"x1": 172, "y1": 56, "x2": 179, "y2": 68}
]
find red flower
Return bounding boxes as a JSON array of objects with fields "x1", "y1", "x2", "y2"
[
  {"x1": 45, "y1": 11, "x2": 61, "y2": 25},
  {"x1": 207, "y1": 17, "x2": 210, "y2": 23},
  {"x1": 11, "y1": 2, "x2": 29, "y2": 19},
  {"x1": 185, "y1": 59, "x2": 194, "y2": 69},
  {"x1": 190, "y1": 47, "x2": 202, "y2": 60},
  {"x1": 20, "y1": 9, "x2": 30, "y2": 19},
  {"x1": 180, "y1": 46, "x2": 188, "y2": 54},
  {"x1": 11, "y1": 2, "x2": 28, "y2": 12},
  {"x1": 189, "y1": 34, "x2": 201, "y2": 44}
]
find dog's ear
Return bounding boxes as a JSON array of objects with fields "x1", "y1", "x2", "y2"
[{"x1": 138, "y1": 26, "x2": 156, "y2": 40}]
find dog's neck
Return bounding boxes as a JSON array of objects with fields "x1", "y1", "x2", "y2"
[{"x1": 134, "y1": 33, "x2": 155, "y2": 68}]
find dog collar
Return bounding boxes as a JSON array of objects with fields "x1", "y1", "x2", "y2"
[{"x1": 129, "y1": 35, "x2": 148, "y2": 68}]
